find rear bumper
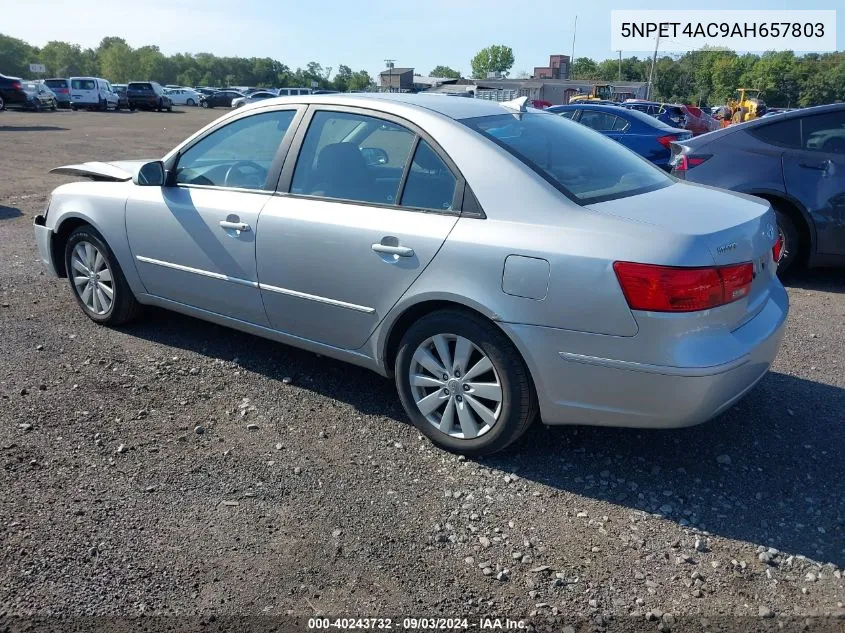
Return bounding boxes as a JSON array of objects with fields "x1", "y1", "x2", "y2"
[
  {"x1": 33, "y1": 215, "x2": 57, "y2": 277},
  {"x1": 501, "y1": 285, "x2": 789, "y2": 429}
]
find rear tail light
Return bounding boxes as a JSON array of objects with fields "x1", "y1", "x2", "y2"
[
  {"x1": 613, "y1": 261, "x2": 753, "y2": 312},
  {"x1": 11, "y1": 80, "x2": 22, "y2": 90},
  {"x1": 671, "y1": 154, "x2": 711, "y2": 172},
  {"x1": 656, "y1": 135, "x2": 678, "y2": 149},
  {"x1": 772, "y1": 233, "x2": 784, "y2": 263}
]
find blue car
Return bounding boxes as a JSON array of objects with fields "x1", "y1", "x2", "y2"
[{"x1": 547, "y1": 103, "x2": 692, "y2": 169}]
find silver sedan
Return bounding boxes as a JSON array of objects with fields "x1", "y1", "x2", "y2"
[{"x1": 33, "y1": 94, "x2": 789, "y2": 455}]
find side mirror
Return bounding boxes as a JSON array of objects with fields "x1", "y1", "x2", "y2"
[
  {"x1": 134, "y1": 161, "x2": 166, "y2": 186},
  {"x1": 360, "y1": 147, "x2": 388, "y2": 166}
]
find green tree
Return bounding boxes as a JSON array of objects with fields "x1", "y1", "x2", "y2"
[
  {"x1": 470, "y1": 44, "x2": 514, "y2": 79},
  {"x1": 430, "y1": 65, "x2": 460, "y2": 79},
  {"x1": 570, "y1": 57, "x2": 599, "y2": 80},
  {"x1": 347, "y1": 70, "x2": 373, "y2": 92},
  {"x1": 38, "y1": 41, "x2": 88, "y2": 77},
  {"x1": 333, "y1": 64, "x2": 353, "y2": 91},
  {"x1": 0, "y1": 33, "x2": 38, "y2": 77},
  {"x1": 97, "y1": 38, "x2": 134, "y2": 82}
]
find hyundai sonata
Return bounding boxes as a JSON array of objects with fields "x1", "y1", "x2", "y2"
[{"x1": 33, "y1": 93, "x2": 788, "y2": 455}]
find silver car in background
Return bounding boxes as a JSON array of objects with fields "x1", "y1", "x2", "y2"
[{"x1": 33, "y1": 94, "x2": 788, "y2": 455}]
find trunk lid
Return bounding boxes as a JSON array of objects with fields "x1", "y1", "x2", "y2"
[{"x1": 588, "y1": 181, "x2": 780, "y2": 329}]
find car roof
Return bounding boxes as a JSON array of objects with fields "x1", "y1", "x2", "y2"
[
  {"x1": 684, "y1": 102, "x2": 845, "y2": 148},
  {"x1": 297, "y1": 93, "x2": 547, "y2": 120}
]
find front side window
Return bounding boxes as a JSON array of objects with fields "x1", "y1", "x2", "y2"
[
  {"x1": 291, "y1": 111, "x2": 416, "y2": 205},
  {"x1": 557, "y1": 110, "x2": 576, "y2": 120},
  {"x1": 463, "y1": 112, "x2": 672, "y2": 204},
  {"x1": 175, "y1": 110, "x2": 297, "y2": 190}
]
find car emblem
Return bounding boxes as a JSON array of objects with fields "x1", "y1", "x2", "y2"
[{"x1": 716, "y1": 242, "x2": 737, "y2": 254}]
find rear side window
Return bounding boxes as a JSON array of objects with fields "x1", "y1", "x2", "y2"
[
  {"x1": 71, "y1": 79, "x2": 96, "y2": 90},
  {"x1": 802, "y1": 111, "x2": 845, "y2": 154},
  {"x1": 45, "y1": 79, "x2": 67, "y2": 89},
  {"x1": 578, "y1": 110, "x2": 623, "y2": 132},
  {"x1": 557, "y1": 110, "x2": 576, "y2": 120},
  {"x1": 291, "y1": 111, "x2": 416, "y2": 205},
  {"x1": 749, "y1": 118, "x2": 802, "y2": 149}
]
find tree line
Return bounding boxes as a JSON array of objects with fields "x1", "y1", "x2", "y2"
[
  {"x1": 3, "y1": 32, "x2": 843, "y2": 107},
  {"x1": 0, "y1": 34, "x2": 374, "y2": 92},
  {"x1": 439, "y1": 44, "x2": 844, "y2": 108}
]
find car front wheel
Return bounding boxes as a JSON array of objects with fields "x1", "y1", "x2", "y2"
[
  {"x1": 394, "y1": 309, "x2": 538, "y2": 456},
  {"x1": 64, "y1": 226, "x2": 141, "y2": 325},
  {"x1": 186, "y1": 98, "x2": 195, "y2": 106}
]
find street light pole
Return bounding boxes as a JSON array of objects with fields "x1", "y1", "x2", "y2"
[
  {"x1": 384, "y1": 59, "x2": 395, "y2": 93},
  {"x1": 617, "y1": 50, "x2": 622, "y2": 81}
]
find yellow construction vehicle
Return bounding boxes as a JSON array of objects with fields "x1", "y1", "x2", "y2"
[
  {"x1": 725, "y1": 89, "x2": 767, "y2": 124},
  {"x1": 569, "y1": 84, "x2": 615, "y2": 103}
]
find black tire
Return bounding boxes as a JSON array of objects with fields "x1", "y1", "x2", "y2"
[
  {"x1": 71, "y1": 104, "x2": 77, "y2": 111},
  {"x1": 51, "y1": 99, "x2": 57, "y2": 111},
  {"x1": 0, "y1": 95, "x2": 5, "y2": 111},
  {"x1": 394, "y1": 309, "x2": 538, "y2": 456},
  {"x1": 186, "y1": 98, "x2": 195, "y2": 106},
  {"x1": 774, "y1": 207, "x2": 800, "y2": 276},
  {"x1": 64, "y1": 226, "x2": 141, "y2": 326},
  {"x1": 167, "y1": 103, "x2": 172, "y2": 112}
]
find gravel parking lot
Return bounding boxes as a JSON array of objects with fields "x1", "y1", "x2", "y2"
[{"x1": 1, "y1": 108, "x2": 844, "y2": 632}]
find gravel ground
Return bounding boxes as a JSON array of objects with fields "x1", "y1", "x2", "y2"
[{"x1": 1, "y1": 108, "x2": 844, "y2": 632}]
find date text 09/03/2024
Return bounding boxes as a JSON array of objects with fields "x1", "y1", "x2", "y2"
[{"x1": 308, "y1": 617, "x2": 528, "y2": 630}]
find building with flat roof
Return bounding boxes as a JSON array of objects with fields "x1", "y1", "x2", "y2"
[{"x1": 533, "y1": 54, "x2": 570, "y2": 80}]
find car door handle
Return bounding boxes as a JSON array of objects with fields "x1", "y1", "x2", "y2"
[
  {"x1": 371, "y1": 243, "x2": 414, "y2": 257},
  {"x1": 219, "y1": 220, "x2": 251, "y2": 231},
  {"x1": 799, "y1": 160, "x2": 830, "y2": 171}
]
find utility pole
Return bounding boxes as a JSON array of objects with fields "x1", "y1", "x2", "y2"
[
  {"x1": 384, "y1": 59, "x2": 395, "y2": 93},
  {"x1": 617, "y1": 50, "x2": 622, "y2": 81},
  {"x1": 647, "y1": 36, "x2": 659, "y2": 100},
  {"x1": 571, "y1": 16, "x2": 577, "y2": 64}
]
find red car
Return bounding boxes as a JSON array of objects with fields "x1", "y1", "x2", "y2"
[{"x1": 660, "y1": 104, "x2": 720, "y2": 136}]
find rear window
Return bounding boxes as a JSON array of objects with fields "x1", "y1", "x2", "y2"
[
  {"x1": 129, "y1": 83, "x2": 153, "y2": 91},
  {"x1": 71, "y1": 79, "x2": 96, "y2": 90},
  {"x1": 462, "y1": 112, "x2": 672, "y2": 204},
  {"x1": 44, "y1": 79, "x2": 67, "y2": 88}
]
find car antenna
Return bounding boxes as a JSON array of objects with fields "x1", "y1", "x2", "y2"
[{"x1": 501, "y1": 96, "x2": 528, "y2": 113}]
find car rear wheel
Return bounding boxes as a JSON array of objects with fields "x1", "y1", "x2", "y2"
[
  {"x1": 64, "y1": 226, "x2": 141, "y2": 326},
  {"x1": 774, "y1": 208, "x2": 800, "y2": 276},
  {"x1": 51, "y1": 99, "x2": 57, "y2": 111},
  {"x1": 0, "y1": 95, "x2": 5, "y2": 111},
  {"x1": 395, "y1": 309, "x2": 538, "y2": 456}
]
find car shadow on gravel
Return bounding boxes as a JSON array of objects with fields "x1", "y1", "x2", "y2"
[
  {"x1": 0, "y1": 205, "x2": 23, "y2": 219},
  {"x1": 487, "y1": 371, "x2": 845, "y2": 568},
  {"x1": 0, "y1": 125, "x2": 69, "y2": 132},
  {"x1": 785, "y1": 268, "x2": 845, "y2": 294},
  {"x1": 124, "y1": 308, "x2": 844, "y2": 568}
]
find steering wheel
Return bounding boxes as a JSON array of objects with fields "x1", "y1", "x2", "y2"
[{"x1": 224, "y1": 160, "x2": 266, "y2": 188}]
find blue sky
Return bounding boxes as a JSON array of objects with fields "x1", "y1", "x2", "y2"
[{"x1": 5, "y1": 0, "x2": 842, "y2": 78}]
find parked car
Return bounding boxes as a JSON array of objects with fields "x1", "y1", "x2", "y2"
[
  {"x1": 21, "y1": 81, "x2": 58, "y2": 110},
  {"x1": 194, "y1": 87, "x2": 218, "y2": 96},
  {"x1": 622, "y1": 101, "x2": 719, "y2": 136},
  {"x1": 33, "y1": 94, "x2": 787, "y2": 455},
  {"x1": 231, "y1": 91, "x2": 278, "y2": 108},
  {"x1": 0, "y1": 73, "x2": 28, "y2": 110},
  {"x1": 670, "y1": 103, "x2": 845, "y2": 274},
  {"x1": 164, "y1": 87, "x2": 201, "y2": 106},
  {"x1": 126, "y1": 82, "x2": 172, "y2": 112},
  {"x1": 199, "y1": 90, "x2": 244, "y2": 108},
  {"x1": 43, "y1": 78, "x2": 71, "y2": 108},
  {"x1": 111, "y1": 84, "x2": 130, "y2": 110},
  {"x1": 69, "y1": 77, "x2": 119, "y2": 111},
  {"x1": 548, "y1": 103, "x2": 692, "y2": 169}
]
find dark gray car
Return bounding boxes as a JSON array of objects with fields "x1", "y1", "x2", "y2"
[{"x1": 670, "y1": 104, "x2": 845, "y2": 274}]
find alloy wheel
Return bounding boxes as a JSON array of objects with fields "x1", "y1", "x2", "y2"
[
  {"x1": 70, "y1": 241, "x2": 114, "y2": 315},
  {"x1": 408, "y1": 333, "x2": 503, "y2": 440}
]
